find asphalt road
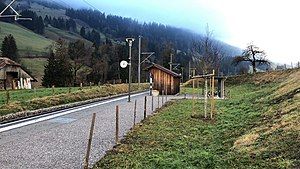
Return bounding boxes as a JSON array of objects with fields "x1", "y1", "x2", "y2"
[{"x1": 0, "y1": 91, "x2": 174, "y2": 169}]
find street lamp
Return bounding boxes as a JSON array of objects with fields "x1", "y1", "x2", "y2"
[{"x1": 126, "y1": 38, "x2": 135, "y2": 102}]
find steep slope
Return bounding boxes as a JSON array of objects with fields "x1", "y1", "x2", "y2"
[{"x1": 0, "y1": 21, "x2": 53, "y2": 56}]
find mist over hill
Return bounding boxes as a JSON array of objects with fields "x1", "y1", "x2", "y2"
[{"x1": 0, "y1": 0, "x2": 243, "y2": 85}]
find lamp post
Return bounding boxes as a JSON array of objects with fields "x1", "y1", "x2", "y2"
[{"x1": 126, "y1": 38, "x2": 135, "y2": 102}]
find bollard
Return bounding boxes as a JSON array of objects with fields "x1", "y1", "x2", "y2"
[
  {"x1": 84, "y1": 113, "x2": 96, "y2": 169},
  {"x1": 144, "y1": 96, "x2": 147, "y2": 119},
  {"x1": 115, "y1": 105, "x2": 119, "y2": 144},
  {"x1": 134, "y1": 100, "x2": 137, "y2": 125}
]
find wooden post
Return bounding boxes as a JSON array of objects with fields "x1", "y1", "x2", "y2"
[
  {"x1": 192, "y1": 78, "x2": 195, "y2": 114},
  {"x1": 151, "y1": 95, "x2": 154, "y2": 111},
  {"x1": 52, "y1": 85, "x2": 55, "y2": 95},
  {"x1": 115, "y1": 105, "x2": 119, "y2": 144},
  {"x1": 89, "y1": 82, "x2": 92, "y2": 89},
  {"x1": 6, "y1": 90, "x2": 10, "y2": 104},
  {"x1": 165, "y1": 87, "x2": 168, "y2": 102},
  {"x1": 84, "y1": 113, "x2": 96, "y2": 169},
  {"x1": 211, "y1": 70, "x2": 215, "y2": 119},
  {"x1": 144, "y1": 96, "x2": 147, "y2": 119},
  {"x1": 204, "y1": 78, "x2": 208, "y2": 118},
  {"x1": 134, "y1": 100, "x2": 137, "y2": 125},
  {"x1": 68, "y1": 87, "x2": 71, "y2": 94},
  {"x1": 162, "y1": 90, "x2": 164, "y2": 105}
]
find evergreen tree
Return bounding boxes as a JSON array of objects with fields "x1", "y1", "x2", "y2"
[
  {"x1": 80, "y1": 27, "x2": 86, "y2": 38},
  {"x1": 42, "y1": 39, "x2": 73, "y2": 87},
  {"x1": 1, "y1": 34, "x2": 19, "y2": 62},
  {"x1": 42, "y1": 51, "x2": 57, "y2": 87}
]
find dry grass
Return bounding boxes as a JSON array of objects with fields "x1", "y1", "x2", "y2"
[{"x1": 0, "y1": 84, "x2": 148, "y2": 117}]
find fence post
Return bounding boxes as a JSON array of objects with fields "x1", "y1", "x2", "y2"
[
  {"x1": 151, "y1": 95, "x2": 154, "y2": 111},
  {"x1": 165, "y1": 88, "x2": 168, "y2": 102},
  {"x1": 6, "y1": 90, "x2": 10, "y2": 104},
  {"x1": 162, "y1": 90, "x2": 164, "y2": 105},
  {"x1": 134, "y1": 100, "x2": 137, "y2": 125},
  {"x1": 84, "y1": 113, "x2": 96, "y2": 169},
  {"x1": 52, "y1": 85, "x2": 55, "y2": 95},
  {"x1": 68, "y1": 87, "x2": 71, "y2": 94},
  {"x1": 144, "y1": 96, "x2": 147, "y2": 119},
  {"x1": 115, "y1": 105, "x2": 119, "y2": 144}
]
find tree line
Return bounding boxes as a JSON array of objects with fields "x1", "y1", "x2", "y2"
[{"x1": 42, "y1": 39, "x2": 129, "y2": 87}]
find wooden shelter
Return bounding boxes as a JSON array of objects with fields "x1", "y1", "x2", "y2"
[
  {"x1": 146, "y1": 64, "x2": 181, "y2": 95},
  {"x1": 0, "y1": 57, "x2": 37, "y2": 90}
]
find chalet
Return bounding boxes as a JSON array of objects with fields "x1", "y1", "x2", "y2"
[
  {"x1": 146, "y1": 64, "x2": 181, "y2": 95},
  {"x1": 0, "y1": 57, "x2": 37, "y2": 90}
]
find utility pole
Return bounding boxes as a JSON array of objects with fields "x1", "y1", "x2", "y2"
[
  {"x1": 188, "y1": 61, "x2": 191, "y2": 79},
  {"x1": 126, "y1": 38, "x2": 135, "y2": 102},
  {"x1": 138, "y1": 35, "x2": 142, "y2": 88},
  {"x1": 169, "y1": 53, "x2": 173, "y2": 70}
]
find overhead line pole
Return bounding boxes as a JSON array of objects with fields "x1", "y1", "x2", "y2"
[{"x1": 138, "y1": 35, "x2": 142, "y2": 88}]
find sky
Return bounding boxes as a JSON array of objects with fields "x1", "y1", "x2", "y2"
[{"x1": 60, "y1": 0, "x2": 300, "y2": 65}]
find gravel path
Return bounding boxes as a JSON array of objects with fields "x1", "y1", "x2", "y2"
[{"x1": 0, "y1": 92, "x2": 180, "y2": 169}]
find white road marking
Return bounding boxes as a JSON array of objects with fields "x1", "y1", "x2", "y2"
[{"x1": 0, "y1": 92, "x2": 148, "y2": 133}]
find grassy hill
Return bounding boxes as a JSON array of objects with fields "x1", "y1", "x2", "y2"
[
  {"x1": 95, "y1": 69, "x2": 300, "y2": 168},
  {"x1": 44, "y1": 27, "x2": 93, "y2": 46},
  {"x1": 0, "y1": 21, "x2": 53, "y2": 56}
]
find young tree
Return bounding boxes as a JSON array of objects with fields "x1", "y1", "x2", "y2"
[
  {"x1": 1, "y1": 34, "x2": 19, "y2": 62},
  {"x1": 193, "y1": 25, "x2": 223, "y2": 74},
  {"x1": 233, "y1": 43, "x2": 270, "y2": 73}
]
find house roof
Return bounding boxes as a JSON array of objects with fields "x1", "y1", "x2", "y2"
[
  {"x1": 145, "y1": 64, "x2": 181, "y2": 78},
  {"x1": 0, "y1": 57, "x2": 38, "y2": 82},
  {"x1": 0, "y1": 57, "x2": 21, "y2": 69}
]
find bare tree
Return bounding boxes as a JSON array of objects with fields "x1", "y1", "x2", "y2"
[
  {"x1": 193, "y1": 24, "x2": 223, "y2": 74},
  {"x1": 233, "y1": 43, "x2": 270, "y2": 73}
]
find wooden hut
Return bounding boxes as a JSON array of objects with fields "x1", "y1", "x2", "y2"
[
  {"x1": 0, "y1": 57, "x2": 37, "y2": 90},
  {"x1": 146, "y1": 64, "x2": 181, "y2": 95}
]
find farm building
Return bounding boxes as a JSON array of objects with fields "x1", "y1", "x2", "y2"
[
  {"x1": 146, "y1": 64, "x2": 181, "y2": 95},
  {"x1": 0, "y1": 57, "x2": 37, "y2": 90}
]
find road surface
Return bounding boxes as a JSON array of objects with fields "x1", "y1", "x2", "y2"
[{"x1": 0, "y1": 92, "x2": 176, "y2": 169}]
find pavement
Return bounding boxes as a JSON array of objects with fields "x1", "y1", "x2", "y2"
[{"x1": 0, "y1": 91, "x2": 181, "y2": 169}]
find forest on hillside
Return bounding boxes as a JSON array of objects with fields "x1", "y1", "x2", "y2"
[{"x1": 0, "y1": 0, "x2": 244, "y2": 87}]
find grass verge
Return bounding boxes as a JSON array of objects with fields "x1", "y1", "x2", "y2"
[
  {"x1": 0, "y1": 84, "x2": 148, "y2": 117},
  {"x1": 94, "y1": 71, "x2": 299, "y2": 168}
]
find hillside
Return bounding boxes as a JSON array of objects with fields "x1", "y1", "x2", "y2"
[
  {"x1": 0, "y1": 21, "x2": 53, "y2": 56},
  {"x1": 95, "y1": 69, "x2": 300, "y2": 168}
]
